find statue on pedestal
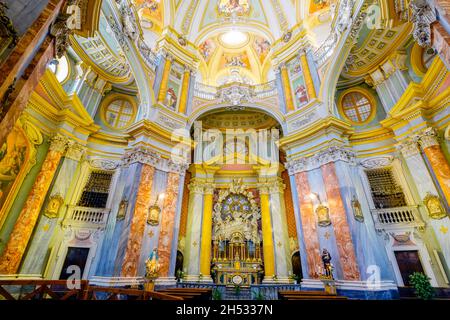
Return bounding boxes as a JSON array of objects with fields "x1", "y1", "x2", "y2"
[
  {"x1": 144, "y1": 248, "x2": 160, "y2": 291},
  {"x1": 321, "y1": 248, "x2": 333, "y2": 279}
]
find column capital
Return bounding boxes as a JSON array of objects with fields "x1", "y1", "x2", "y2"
[
  {"x1": 49, "y1": 134, "x2": 69, "y2": 153},
  {"x1": 122, "y1": 146, "x2": 161, "y2": 167},
  {"x1": 65, "y1": 141, "x2": 87, "y2": 161},
  {"x1": 286, "y1": 146, "x2": 356, "y2": 174},
  {"x1": 167, "y1": 159, "x2": 189, "y2": 175},
  {"x1": 397, "y1": 139, "x2": 421, "y2": 158},
  {"x1": 418, "y1": 127, "x2": 440, "y2": 149}
]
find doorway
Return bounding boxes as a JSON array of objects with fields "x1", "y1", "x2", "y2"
[
  {"x1": 394, "y1": 250, "x2": 425, "y2": 286},
  {"x1": 291, "y1": 251, "x2": 303, "y2": 282},
  {"x1": 175, "y1": 250, "x2": 184, "y2": 279},
  {"x1": 59, "y1": 247, "x2": 90, "y2": 280}
]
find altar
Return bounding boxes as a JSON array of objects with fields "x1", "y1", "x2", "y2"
[{"x1": 210, "y1": 180, "x2": 264, "y2": 287}]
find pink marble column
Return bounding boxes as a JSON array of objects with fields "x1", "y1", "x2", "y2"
[
  {"x1": 121, "y1": 164, "x2": 155, "y2": 277},
  {"x1": 321, "y1": 162, "x2": 360, "y2": 280},
  {"x1": 157, "y1": 172, "x2": 181, "y2": 277},
  {"x1": 0, "y1": 134, "x2": 67, "y2": 274},
  {"x1": 294, "y1": 171, "x2": 321, "y2": 278}
]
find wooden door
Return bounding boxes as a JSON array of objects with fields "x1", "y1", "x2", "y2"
[{"x1": 394, "y1": 250, "x2": 425, "y2": 286}]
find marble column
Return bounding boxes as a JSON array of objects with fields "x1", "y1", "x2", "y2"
[
  {"x1": 157, "y1": 55, "x2": 173, "y2": 104},
  {"x1": 20, "y1": 141, "x2": 86, "y2": 275},
  {"x1": 299, "y1": 50, "x2": 316, "y2": 100},
  {"x1": 294, "y1": 171, "x2": 321, "y2": 278},
  {"x1": 178, "y1": 67, "x2": 191, "y2": 114},
  {"x1": 199, "y1": 183, "x2": 214, "y2": 281},
  {"x1": 280, "y1": 64, "x2": 295, "y2": 112},
  {"x1": 157, "y1": 172, "x2": 181, "y2": 279},
  {"x1": 267, "y1": 177, "x2": 293, "y2": 282},
  {"x1": 0, "y1": 134, "x2": 68, "y2": 274},
  {"x1": 258, "y1": 185, "x2": 276, "y2": 280},
  {"x1": 399, "y1": 138, "x2": 450, "y2": 273},
  {"x1": 183, "y1": 180, "x2": 204, "y2": 281},
  {"x1": 321, "y1": 162, "x2": 360, "y2": 280},
  {"x1": 121, "y1": 164, "x2": 156, "y2": 277},
  {"x1": 418, "y1": 129, "x2": 450, "y2": 205}
]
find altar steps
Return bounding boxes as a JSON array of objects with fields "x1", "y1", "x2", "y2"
[
  {"x1": 224, "y1": 286, "x2": 252, "y2": 300},
  {"x1": 156, "y1": 288, "x2": 212, "y2": 300},
  {"x1": 278, "y1": 290, "x2": 348, "y2": 300}
]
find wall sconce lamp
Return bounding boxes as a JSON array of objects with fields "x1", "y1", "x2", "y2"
[
  {"x1": 309, "y1": 192, "x2": 331, "y2": 227},
  {"x1": 147, "y1": 193, "x2": 165, "y2": 226}
]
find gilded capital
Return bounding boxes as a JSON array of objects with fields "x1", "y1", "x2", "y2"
[
  {"x1": 49, "y1": 134, "x2": 69, "y2": 153},
  {"x1": 418, "y1": 127, "x2": 439, "y2": 149},
  {"x1": 65, "y1": 141, "x2": 87, "y2": 161}
]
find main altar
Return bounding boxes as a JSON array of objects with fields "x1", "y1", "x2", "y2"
[{"x1": 211, "y1": 180, "x2": 263, "y2": 287}]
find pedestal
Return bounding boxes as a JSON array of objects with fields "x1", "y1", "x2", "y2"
[
  {"x1": 144, "y1": 279, "x2": 155, "y2": 292},
  {"x1": 319, "y1": 277, "x2": 337, "y2": 295}
]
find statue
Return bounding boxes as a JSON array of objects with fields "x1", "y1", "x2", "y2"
[
  {"x1": 145, "y1": 248, "x2": 160, "y2": 279},
  {"x1": 321, "y1": 248, "x2": 333, "y2": 278}
]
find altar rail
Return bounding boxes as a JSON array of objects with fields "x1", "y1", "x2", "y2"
[
  {"x1": 0, "y1": 280, "x2": 181, "y2": 300},
  {"x1": 63, "y1": 206, "x2": 110, "y2": 228},
  {"x1": 371, "y1": 206, "x2": 425, "y2": 231}
]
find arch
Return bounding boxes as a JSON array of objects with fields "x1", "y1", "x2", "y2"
[
  {"x1": 102, "y1": 0, "x2": 156, "y2": 120},
  {"x1": 319, "y1": 0, "x2": 367, "y2": 115},
  {"x1": 187, "y1": 104, "x2": 287, "y2": 134}
]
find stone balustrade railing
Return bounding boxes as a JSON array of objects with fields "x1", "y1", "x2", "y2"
[
  {"x1": 64, "y1": 206, "x2": 110, "y2": 228},
  {"x1": 193, "y1": 80, "x2": 277, "y2": 102},
  {"x1": 370, "y1": 206, "x2": 425, "y2": 231}
]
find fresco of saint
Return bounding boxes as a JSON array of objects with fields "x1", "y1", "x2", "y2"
[{"x1": 218, "y1": 0, "x2": 250, "y2": 16}]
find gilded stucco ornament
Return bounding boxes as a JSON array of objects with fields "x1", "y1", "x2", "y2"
[
  {"x1": 351, "y1": 196, "x2": 364, "y2": 222},
  {"x1": 409, "y1": 0, "x2": 436, "y2": 47},
  {"x1": 423, "y1": 193, "x2": 447, "y2": 220},
  {"x1": 116, "y1": 199, "x2": 128, "y2": 221},
  {"x1": 316, "y1": 204, "x2": 331, "y2": 227},
  {"x1": 44, "y1": 194, "x2": 64, "y2": 219}
]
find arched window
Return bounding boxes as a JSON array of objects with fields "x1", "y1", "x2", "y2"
[{"x1": 339, "y1": 90, "x2": 375, "y2": 124}]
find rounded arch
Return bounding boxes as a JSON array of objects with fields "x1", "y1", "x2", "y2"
[
  {"x1": 103, "y1": 0, "x2": 156, "y2": 120},
  {"x1": 188, "y1": 104, "x2": 287, "y2": 134},
  {"x1": 319, "y1": 0, "x2": 367, "y2": 115}
]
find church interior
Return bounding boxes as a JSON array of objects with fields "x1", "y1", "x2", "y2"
[{"x1": 0, "y1": 0, "x2": 449, "y2": 301}]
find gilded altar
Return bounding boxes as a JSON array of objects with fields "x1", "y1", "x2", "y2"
[{"x1": 211, "y1": 180, "x2": 263, "y2": 286}]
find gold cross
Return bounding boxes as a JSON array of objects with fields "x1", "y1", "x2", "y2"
[
  {"x1": 277, "y1": 241, "x2": 282, "y2": 248},
  {"x1": 193, "y1": 241, "x2": 198, "y2": 247},
  {"x1": 440, "y1": 225, "x2": 448, "y2": 234},
  {"x1": 42, "y1": 224, "x2": 50, "y2": 232},
  {"x1": 148, "y1": 230, "x2": 154, "y2": 238},
  {"x1": 324, "y1": 232, "x2": 331, "y2": 240}
]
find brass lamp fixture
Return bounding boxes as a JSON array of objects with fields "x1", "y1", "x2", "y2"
[
  {"x1": 147, "y1": 193, "x2": 165, "y2": 226},
  {"x1": 309, "y1": 192, "x2": 331, "y2": 227}
]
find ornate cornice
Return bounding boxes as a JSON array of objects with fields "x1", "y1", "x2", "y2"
[{"x1": 286, "y1": 146, "x2": 356, "y2": 174}]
